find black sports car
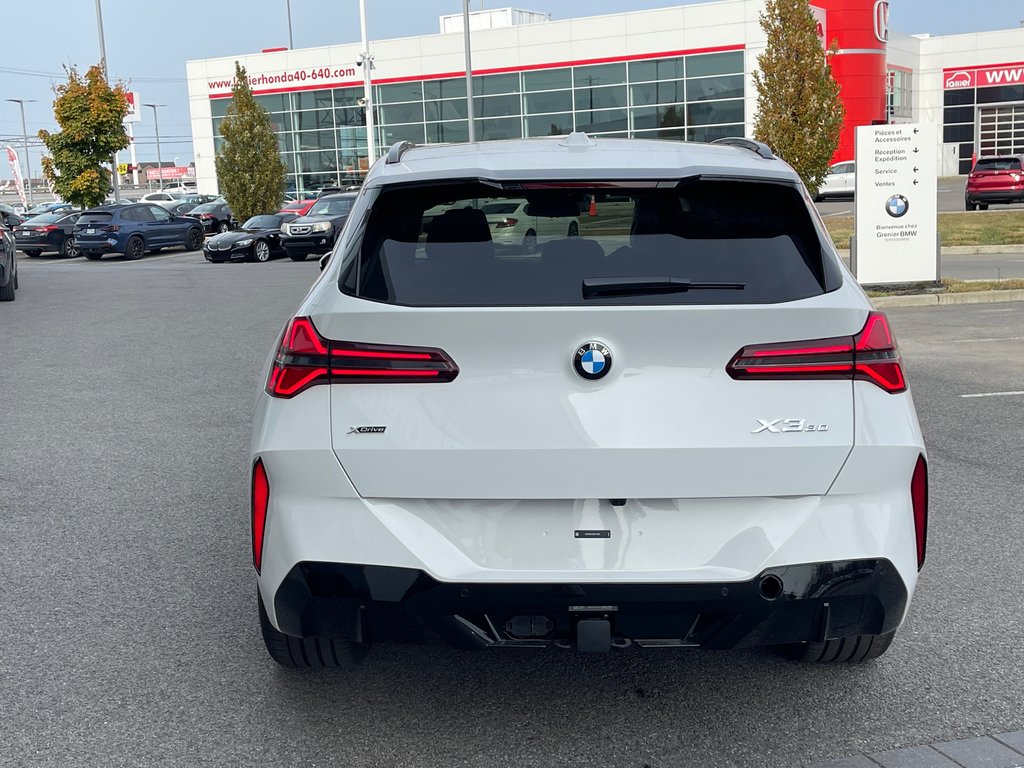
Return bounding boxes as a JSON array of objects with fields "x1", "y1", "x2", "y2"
[{"x1": 202, "y1": 213, "x2": 297, "y2": 263}]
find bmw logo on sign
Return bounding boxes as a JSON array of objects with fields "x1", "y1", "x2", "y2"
[
  {"x1": 573, "y1": 341, "x2": 612, "y2": 381},
  {"x1": 885, "y1": 194, "x2": 910, "y2": 218}
]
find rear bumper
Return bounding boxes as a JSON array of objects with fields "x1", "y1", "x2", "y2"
[
  {"x1": 75, "y1": 237, "x2": 123, "y2": 254},
  {"x1": 966, "y1": 188, "x2": 1024, "y2": 203},
  {"x1": 270, "y1": 558, "x2": 908, "y2": 649}
]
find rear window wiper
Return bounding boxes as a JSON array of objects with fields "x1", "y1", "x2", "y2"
[{"x1": 582, "y1": 276, "x2": 746, "y2": 299}]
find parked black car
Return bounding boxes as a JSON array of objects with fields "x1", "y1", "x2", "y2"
[
  {"x1": 73, "y1": 203, "x2": 205, "y2": 260},
  {"x1": 203, "y1": 213, "x2": 297, "y2": 263},
  {"x1": 0, "y1": 220, "x2": 17, "y2": 301},
  {"x1": 279, "y1": 193, "x2": 356, "y2": 261},
  {"x1": 188, "y1": 201, "x2": 234, "y2": 233},
  {"x1": 14, "y1": 211, "x2": 82, "y2": 257}
]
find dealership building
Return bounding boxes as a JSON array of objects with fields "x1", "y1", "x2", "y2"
[{"x1": 185, "y1": 0, "x2": 1024, "y2": 194}]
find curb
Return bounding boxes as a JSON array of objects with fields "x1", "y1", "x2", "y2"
[
  {"x1": 871, "y1": 289, "x2": 1024, "y2": 308},
  {"x1": 837, "y1": 245, "x2": 1024, "y2": 257}
]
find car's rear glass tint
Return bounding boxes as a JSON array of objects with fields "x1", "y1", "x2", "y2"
[
  {"x1": 340, "y1": 179, "x2": 837, "y2": 306},
  {"x1": 190, "y1": 203, "x2": 219, "y2": 213},
  {"x1": 26, "y1": 213, "x2": 63, "y2": 224},
  {"x1": 78, "y1": 212, "x2": 114, "y2": 225},
  {"x1": 974, "y1": 157, "x2": 1022, "y2": 171}
]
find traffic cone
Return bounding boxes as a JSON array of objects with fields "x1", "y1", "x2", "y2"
[{"x1": 588, "y1": 196, "x2": 597, "y2": 217}]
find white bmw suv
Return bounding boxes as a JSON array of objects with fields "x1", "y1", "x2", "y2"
[{"x1": 250, "y1": 134, "x2": 927, "y2": 668}]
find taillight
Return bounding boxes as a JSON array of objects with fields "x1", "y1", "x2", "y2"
[
  {"x1": 265, "y1": 316, "x2": 459, "y2": 398},
  {"x1": 39, "y1": 225, "x2": 60, "y2": 232},
  {"x1": 494, "y1": 217, "x2": 519, "y2": 228},
  {"x1": 251, "y1": 459, "x2": 269, "y2": 572},
  {"x1": 726, "y1": 311, "x2": 906, "y2": 393},
  {"x1": 103, "y1": 224, "x2": 120, "y2": 232},
  {"x1": 911, "y1": 455, "x2": 928, "y2": 570}
]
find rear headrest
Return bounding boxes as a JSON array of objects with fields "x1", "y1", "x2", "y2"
[{"x1": 426, "y1": 207, "x2": 492, "y2": 245}]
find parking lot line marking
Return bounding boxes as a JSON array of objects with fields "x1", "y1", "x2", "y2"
[
  {"x1": 822, "y1": 210, "x2": 853, "y2": 217},
  {"x1": 952, "y1": 336, "x2": 1024, "y2": 343},
  {"x1": 961, "y1": 391, "x2": 1024, "y2": 398}
]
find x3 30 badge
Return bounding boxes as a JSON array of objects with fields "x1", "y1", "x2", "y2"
[{"x1": 753, "y1": 419, "x2": 830, "y2": 434}]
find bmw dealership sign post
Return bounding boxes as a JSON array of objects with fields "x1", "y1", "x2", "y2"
[{"x1": 852, "y1": 123, "x2": 939, "y2": 284}]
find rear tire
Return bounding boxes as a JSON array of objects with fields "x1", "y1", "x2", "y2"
[
  {"x1": 965, "y1": 200, "x2": 976, "y2": 211},
  {"x1": 779, "y1": 631, "x2": 896, "y2": 663},
  {"x1": 24, "y1": 249, "x2": 42, "y2": 258},
  {"x1": 124, "y1": 235, "x2": 145, "y2": 260},
  {"x1": 60, "y1": 238, "x2": 77, "y2": 258},
  {"x1": 83, "y1": 251, "x2": 103, "y2": 261},
  {"x1": 567, "y1": 221, "x2": 579, "y2": 237},
  {"x1": 0, "y1": 275, "x2": 14, "y2": 301},
  {"x1": 258, "y1": 591, "x2": 367, "y2": 669},
  {"x1": 978, "y1": 203, "x2": 989, "y2": 211},
  {"x1": 523, "y1": 230, "x2": 537, "y2": 253},
  {"x1": 186, "y1": 228, "x2": 204, "y2": 251},
  {"x1": 288, "y1": 252, "x2": 307, "y2": 262},
  {"x1": 217, "y1": 221, "x2": 230, "y2": 233}
]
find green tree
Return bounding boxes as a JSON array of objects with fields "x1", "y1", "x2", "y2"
[
  {"x1": 215, "y1": 63, "x2": 286, "y2": 221},
  {"x1": 38, "y1": 64, "x2": 129, "y2": 210},
  {"x1": 752, "y1": 0, "x2": 845, "y2": 196}
]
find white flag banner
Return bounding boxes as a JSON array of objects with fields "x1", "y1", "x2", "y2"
[{"x1": 5, "y1": 146, "x2": 27, "y2": 209}]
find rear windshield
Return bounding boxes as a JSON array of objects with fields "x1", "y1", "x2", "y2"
[
  {"x1": 340, "y1": 179, "x2": 836, "y2": 306},
  {"x1": 190, "y1": 203, "x2": 219, "y2": 214},
  {"x1": 975, "y1": 157, "x2": 1022, "y2": 171},
  {"x1": 25, "y1": 213, "x2": 63, "y2": 224},
  {"x1": 78, "y1": 212, "x2": 114, "y2": 225}
]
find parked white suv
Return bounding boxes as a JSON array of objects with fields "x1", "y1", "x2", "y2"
[{"x1": 251, "y1": 134, "x2": 927, "y2": 668}]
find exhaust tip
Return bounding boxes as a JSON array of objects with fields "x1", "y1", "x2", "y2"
[{"x1": 759, "y1": 574, "x2": 784, "y2": 601}]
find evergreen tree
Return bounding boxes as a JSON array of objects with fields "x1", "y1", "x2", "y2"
[
  {"x1": 38, "y1": 64, "x2": 130, "y2": 210},
  {"x1": 215, "y1": 63, "x2": 287, "y2": 221},
  {"x1": 752, "y1": 0, "x2": 845, "y2": 196}
]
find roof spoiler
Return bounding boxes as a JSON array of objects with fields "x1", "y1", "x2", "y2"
[{"x1": 711, "y1": 137, "x2": 775, "y2": 160}]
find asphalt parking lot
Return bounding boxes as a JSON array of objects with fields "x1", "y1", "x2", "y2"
[{"x1": 2, "y1": 255, "x2": 1022, "y2": 768}]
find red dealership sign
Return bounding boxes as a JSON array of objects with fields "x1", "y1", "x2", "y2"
[
  {"x1": 944, "y1": 62, "x2": 1024, "y2": 90},
  {"x1": 146, "y1": 166, "x2": 194, "y2": 181}
]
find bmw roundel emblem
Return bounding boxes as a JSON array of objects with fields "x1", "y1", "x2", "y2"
[
  {"x1": 573, "y1": 341, "x2": 612, "y2": 381},
  {"x1": 885, "y1": 194, "x2": 910, "y2": 218}
]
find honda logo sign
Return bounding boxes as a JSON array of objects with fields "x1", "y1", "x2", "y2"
[{"x1": 873, "y1": 0, "x2": 889, "y2": 43}]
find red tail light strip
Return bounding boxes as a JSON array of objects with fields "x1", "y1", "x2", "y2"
[
  {"x1": 266, "y1": 317, "x2": 459, "y2": 398},
  {"x1": 726, "y1": 311, "x2": 907, "y2": 393},
  {"x1": 251, "y1": 459, "x2": 269, "y2": 572}
]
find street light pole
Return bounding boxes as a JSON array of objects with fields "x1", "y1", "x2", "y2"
[
  {"x1": 94, "y1": 0, "x2": 121, "y2": 203},
  {"x1": 463, "y1": 0, "x2": 476, "y2": 142},
  {"x1": 286, "y1": 0, "x2": 294, "y2": 48},
  {"x1": 358, "y1": 0, "x2": 376, "y2": 167},
  {"x1": 6, "y1": 98, "x2": 36, "y2": 206},
  {"x1": 143, "y1": 104, "x2": 165, "y2": 190}
]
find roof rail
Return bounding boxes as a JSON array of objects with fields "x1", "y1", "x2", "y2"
[
  {"x1": 711, "y1": 137, "x2": 774, "y2": 160},
  {"x1": 385, "y1": 140, "x2": 416, "y2": 165}
]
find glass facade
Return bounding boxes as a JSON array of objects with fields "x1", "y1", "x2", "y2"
[{"x1": 210, "y1": 50, "x2": 745, "y2": 193}]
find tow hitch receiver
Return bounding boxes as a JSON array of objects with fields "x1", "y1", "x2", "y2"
[{"x1": 576, "y1": 619, "x2": 612, "y2": 652}]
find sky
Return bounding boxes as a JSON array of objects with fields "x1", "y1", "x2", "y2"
[{"x1": 1, "y1": 0, "x2": 1021, "y2": 180}]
